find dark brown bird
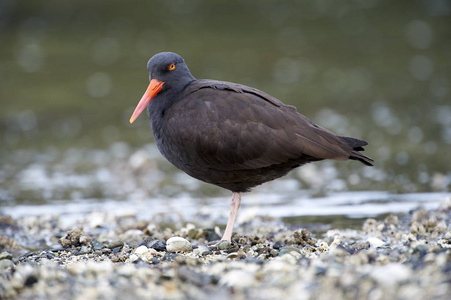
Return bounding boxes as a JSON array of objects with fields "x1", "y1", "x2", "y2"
[{"x1": 130, "y1": 52, "x2": 373, "y2": 242}]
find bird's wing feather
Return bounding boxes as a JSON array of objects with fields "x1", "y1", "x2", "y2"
[{"x1": 164, "y1": 80, "x2": 354, "y2": 171}]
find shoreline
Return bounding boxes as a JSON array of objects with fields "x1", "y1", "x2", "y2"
[{"x1": 1, "y1": 198, "x2": 450, "y2": 299}]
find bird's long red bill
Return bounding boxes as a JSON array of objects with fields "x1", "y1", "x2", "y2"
[{"x1": 129, "y1": 79, "x2": 165, "y2": 124}]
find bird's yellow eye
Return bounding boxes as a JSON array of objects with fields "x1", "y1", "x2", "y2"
[{"x1": 169, "y1": 63, "x2": 176, "y2": 71}]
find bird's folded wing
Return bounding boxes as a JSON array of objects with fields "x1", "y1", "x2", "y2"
[{"x1": 164, "y1": 81, "x2": 354, "y2": 171}]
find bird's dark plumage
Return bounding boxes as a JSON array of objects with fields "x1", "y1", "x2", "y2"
[
  {"x1": 151, "y1": 78, "x2": 373, "y2": 192},
  {"x1": 130, "y1": 52, "x2": 374, "y2": 241}
]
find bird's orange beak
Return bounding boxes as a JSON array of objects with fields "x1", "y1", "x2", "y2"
[{"x1": 129, "y1": 79, "x2": 165, "y2": 124}]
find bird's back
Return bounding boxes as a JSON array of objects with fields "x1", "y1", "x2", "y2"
[{"x1": 152, "y1": 79, "x2": 372, "y2": 192}]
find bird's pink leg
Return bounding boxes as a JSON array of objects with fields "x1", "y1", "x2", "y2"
[{"x1": 221, "y1": 192, "x2": 241, "y2": 242}]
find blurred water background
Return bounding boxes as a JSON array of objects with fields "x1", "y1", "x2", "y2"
[{"x1": 1, "y1": 0, "x2": 450, "y2": 228}]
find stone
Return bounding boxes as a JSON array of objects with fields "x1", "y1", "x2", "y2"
[
  {"x1": 108, "y1": 240, "x2": 124, "y2": 249},
  {"x1": 166, "y1": 237, "x2": 192, "y2": 253}
]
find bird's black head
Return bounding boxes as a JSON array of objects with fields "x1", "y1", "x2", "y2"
[
  {"x1": 130, "y1": 52, "x2": 196, "y2": 123},
  {"x1": 147, "y1": 52, "x2": 196, "y2": 93}
]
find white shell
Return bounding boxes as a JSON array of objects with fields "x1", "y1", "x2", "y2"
[
  {"x1": 129, "y1": 254, "x2": 139, "y2": 263},
  {"x1": 367, "y1": 237, "x2": 385, "y2": 248},
  {"x1": 134, "y1": 245, "x2": 150, "y2": 255},
  {"x1": 133, "y1": 245, "x2": 157, "y2": 263},
  {"x1": 166, "y1": 237, "x2": 192, "y2": 252}
]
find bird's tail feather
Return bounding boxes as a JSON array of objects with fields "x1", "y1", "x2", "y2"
[
  {"x1": 349, "y1": 151, "x2": 374, "y2": 166},
  {"x1": 340, "y1": 136, "x2": 374, "y2": 166}
]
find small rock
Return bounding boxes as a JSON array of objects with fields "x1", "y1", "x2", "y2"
[
  {"x1": 134, "y1": 245, "x2": 149, "y2": 255},
  {"x1": 130, "y1": 254, "x2": 139, "y2": 263},
  {"x1": 151, "y1": 258, "x2": 160, "y2": 264},
  {"x1": 112, "y1": 246, "x2": 122, "y2": 253},
  {"x1": 219, "y1": 269, "x2": 256, "y2": 288},
  {"x1": 438, "y1": 239, "x2": 451, "y2": 248},
  {"x1": 384, "y1": 214, "x2": 399, "y2": 226},
  {"x1": 166, "y1": 237, "x2": 192, "y2": 253},
  {"x1": 24, "y1": 274, "x2": 38, "y2": 287},
  {"x1": 272, "y1": 241, "x2": 283, "y2": 250},
  {"x1": 147, "y1": 240, "x2": 166, "y2": 251},
  {"x1": 101, "y1": 248, "x2": 112, "y2": 254},
  {"x1": 217, "y1": 240, "x2": 231, "y2": 250},
  {"x1": 294, "y1": 229, "x2": 315, "y2": 246},
  {"x1": 133, "y1": 246, "x2": 157, "y2": 263},
  {"x1": 370, "y1": 263, "x2": 411, "y2": 286},
  {"x1": 177, "y1": 266, "x2": 210, "y2": 286},
  {"x1": 279, "y1": 246, "x2": 301, "y2": 256},
  {"x1": 49, "y1": 247, "x2": 65, "y2": 252},
  {"x1": 108, "y1": 240, "x2": 124, "y2": 249},
  {"x1": 314, "y1": 265, "x2": 328, "y2": 276},
  {"x1": 188, "y1": 228, "x2": 204, "y2": 239},
  {"x1": 413, "y1": 243, "x2": 429, "y2": 255},
  {"x1": 227, "y1": 252, "x2": 239, "y2": 259},
  {"x1": 120, "y1": 229, "x2": 145, "y2": 245},
  {"x1": 92, "y1": 239, "x2": 105, "y2": 250},
  {"x1": 0, "y1": 259, "x2": 15, "y2": 273},
  {"x1": 163, "y1": 253, "x2": 179, "y2": 261},
  {"x1": 317, "y1": 241, "x2": 329, "y2": 253},
  {"x1": 0, "y1": 251, "x2": 13, "y2": 260},
  {"x1": 196, "y1": 245, "x2": 211, "y2": 256},
  {"x1": 368, "y1": 237, "x2": 385, "y2": 248},
  {"x1": 128, "y1": 241, "x2": 140, "y2": 249},
  {"x1": 336, "y1": 243, "x2": 358, "y2": 254},
  {"x1": 76, "y1": 245, "x2": 91, "y2": 255},
  {"x1": 79, "y1": 235, "x2": 90, "y2": 245},
  {"x1": 59, "y1": 228, "x2": 92, "y2": 248},
  {"x1": 205, "y1": 228, "x2": 221, "y2": 241},
  {"x1": 279, "y1": 253, "x2": 298, "y2": 264}
]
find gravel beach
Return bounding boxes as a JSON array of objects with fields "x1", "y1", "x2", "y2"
[{"x1": 1, "y1": 198, "x2": 450, "y2": 300}]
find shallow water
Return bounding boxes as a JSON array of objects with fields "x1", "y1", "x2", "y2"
[
  {"x1": 1, "y1": 144, "x2": 450, "y2": 231},
  {"x1": 0, "y1": 1, "x2": 450, "y2": 229},
  {"x1": 2, "y1": 186, "x2": 449, "y2": 232}
]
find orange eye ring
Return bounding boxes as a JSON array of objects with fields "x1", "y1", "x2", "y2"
[{"x1": 169, "y1": 63, "x2": 176, "y2": 71}]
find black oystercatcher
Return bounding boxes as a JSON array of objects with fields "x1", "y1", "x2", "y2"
[{"x1": 129, "y1": 52, "x2": 373, "y2": 242}]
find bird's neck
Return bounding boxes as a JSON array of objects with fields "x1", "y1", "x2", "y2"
[{"x1": 147, "y1": 78, "x2": 195, "y2": 132}]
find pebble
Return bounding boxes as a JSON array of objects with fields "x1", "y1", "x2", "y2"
[
  {"x1": 120, "y1": 229, "x2": 145, "y2": 245},
  {"x1": 166, "y1": 237, "x2": 192, "y2": 252},
  {"x1": 438, "y1": 238, "x2": 451, "y2": 248},
  {"x1": 134, "y1": 245, "x2": 149, "y2": 255},
  {"x1": 147, "y1": 240, "x2": 166, "y2": 251},
  {"x1": 227, "y1": 252, "x2": 239, "y2": 259},
  {"x1": 217, "y1": 240, "x2": 231, "y2": 250},
  {"x1": 133, "y1": 246, "x2": 157, "y2": 263},
  {"x1": 129, "y1": 254, "x2": 139, "y2": 263},
  {"x1": 196, "y1": 245, "x2": 211, "y2": 256},
  {"x1": 278, "y1": 246, "x2": 301, "y2": 256},
  {"x1": 92, "y1": 239, "x2": 105, "y2": 250},
  {"x1": 76, "y1": 245, "x2": 91, "y2": 255},
  {"x1": 272, "y1": 241, "x2": 283, "y2": 250},
  {"x1": 279, "y1": 253, "x2": 298, "y2": 264},
  {"x1": 0, "y1": 251, "x2": 13, "y2": 260},
  {"x1": 108, "y1": 240, "x2": 124, "y2": 249},
  {"x1": 1, "y1": 203, "x2": 450, "y2": 300},
  {"x1": 59, "y1": 228, "x2": 92, "y2": 248},
  {"x1": 0, "y1": 259, "x2": 15, "y2": 272},
  {"x1": 219, "y1": 269, "x2": 256, "y2": 288},
  {"x1": 370, "y1": 263, "x2": 411, "y2": 286},
  {"x1": 205, "y1": 227, "x2": 222, "y2": 241},
  {"x1": 367, "y1": 237, "x2": 385, "y2": 248},
  {"x1": 112, "y1": 246, "x2": 122, "y2": 253},
  {"x1": 414, "y1": 243, "x2": 429, "y2": 254}
]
